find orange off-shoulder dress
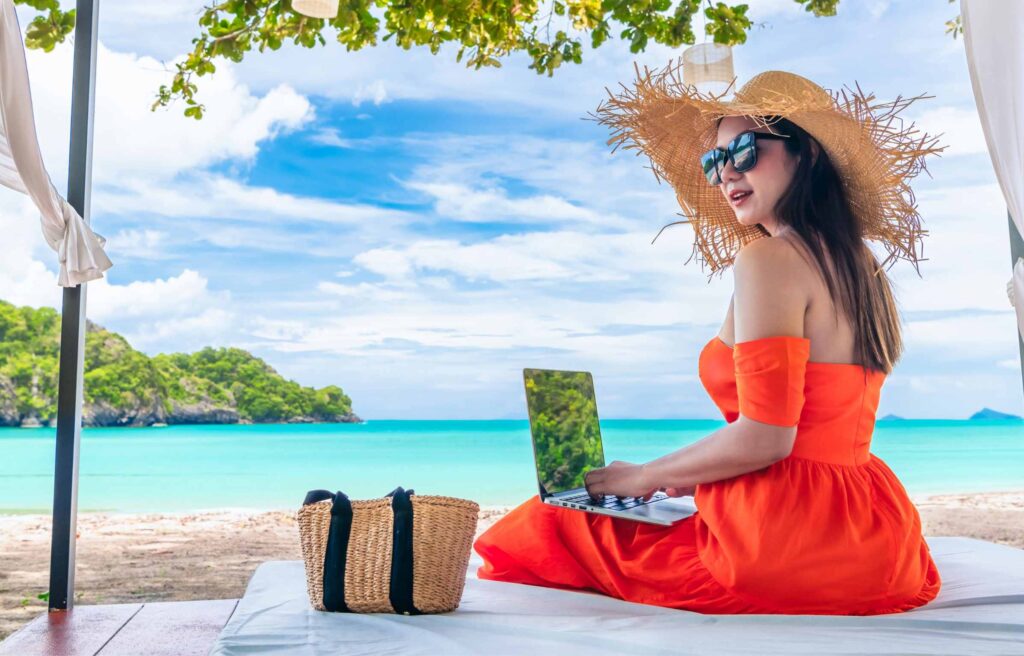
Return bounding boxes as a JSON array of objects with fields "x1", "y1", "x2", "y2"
[{"x1": 473, "y1": 335, "x2": 941, "y2": 615}]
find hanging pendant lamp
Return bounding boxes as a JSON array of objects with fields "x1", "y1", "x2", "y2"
[
  {"x1": 292, "y1": 0, "x2": 338, "y2": 19},
  {"x1": 682, "y1": 43, "x2": 736, "y2": 97}
]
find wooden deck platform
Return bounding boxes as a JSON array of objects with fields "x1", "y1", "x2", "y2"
[{"x1": 0, "y1": 599, "x2": 238, "y2": 656}]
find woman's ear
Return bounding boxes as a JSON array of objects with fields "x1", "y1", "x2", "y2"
[{"x1": 809, "y1": 140, "x2": 821, "y2": 166}]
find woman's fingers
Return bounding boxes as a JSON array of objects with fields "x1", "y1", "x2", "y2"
[
  {"x1": 584, "y1": 468, "x2": 603, "y2": 501},
  {"x1": 584, "y1": 464, "x2": 660, "y2": 502}
]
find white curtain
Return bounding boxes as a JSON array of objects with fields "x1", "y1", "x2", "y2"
[
  {"x1": 0, "y1": 0, "x2": 111, "y2": 287},
  {"x1": 962, "y1": 0, "x2": 1024, "y2": 341}
]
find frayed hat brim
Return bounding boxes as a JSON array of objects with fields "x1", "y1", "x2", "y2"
[{"x1": 588, "y1": 60, "x2": 946, "y2": 279}]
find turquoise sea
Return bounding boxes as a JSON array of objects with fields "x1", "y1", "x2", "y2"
[{"x1": 1, "y1": 419, "x2": 1021, "y2": 513}]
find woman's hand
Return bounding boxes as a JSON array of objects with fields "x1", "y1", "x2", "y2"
[{"x1": 583, "y1": 460, "x2": 658, "y2": 502}]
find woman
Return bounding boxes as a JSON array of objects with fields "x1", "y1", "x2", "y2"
[{"x1": 472, "y1": 67, "x2": 945, "y2": 615}]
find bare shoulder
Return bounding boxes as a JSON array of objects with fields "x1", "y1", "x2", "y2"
[
  {"x1": 734, "y1": 232, "x2": 804, "y2": 269},
  {"x1": 734, "y1": 234, "x2": 814, "y2": 296},
  {"x1": 731, "y1": 234, "x2": 812, "y2": 340}
]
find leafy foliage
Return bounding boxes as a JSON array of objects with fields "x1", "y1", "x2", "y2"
[
  {"x1": 0, "y1": 301, "x2": 60, "y2": 420},
  {"x1": 0, "y1": 299, "x2": 354, "y2": 424},
  {"x1": 15, "y1": 0, "x2": 863, "y2": 120},
  {"x1": 153, "y1": 346, "x2": 354, "y2": 421},
  {"x1": 944, "y1": 0, "x2": 962, "y2": 40},
  {"x1": 16, "y1": 0, "x2": 75, "y2": 52},
  {"x1": 14, "y1": 0, "x2": 966, "y2": 119},
  {"x1": 525, "y1": 369, "x2": 603, "y2": 493}
]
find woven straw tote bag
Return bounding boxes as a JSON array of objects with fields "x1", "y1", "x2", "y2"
[{"x1": 298, "y1": 486, "x2": 479, "y2": 614}]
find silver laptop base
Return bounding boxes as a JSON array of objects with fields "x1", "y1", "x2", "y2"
[{"x1": 544, "y1": 492, "x2": 697, "y2": 526}]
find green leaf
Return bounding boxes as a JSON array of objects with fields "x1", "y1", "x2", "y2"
[{"x1": 7, "y1": 0, "x2": 903, "y2": 119}]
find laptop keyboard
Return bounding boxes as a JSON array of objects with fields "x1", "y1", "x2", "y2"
[{"x1": 561, "y1": 491, "x2": 668, "y2": 510}]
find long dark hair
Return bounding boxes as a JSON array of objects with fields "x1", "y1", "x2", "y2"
[{"x1": 729, "y1": 116, "x2": 903, "y2": 375}]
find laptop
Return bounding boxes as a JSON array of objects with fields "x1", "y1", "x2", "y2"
[{"x1": 523, "y1": 368, "x2": 697, "y2": 526}]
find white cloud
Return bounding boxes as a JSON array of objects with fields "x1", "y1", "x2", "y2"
[
  {"x1": 104, "y1": 228, "x2": 167, "y2": 259},
  {"x1": 350, "y1": 249, "x2": 414, "y2": 280},
  {"x1": 913, "y1": 106, "x2": 989, "y2": 157},
  {"x1": 352, "y1": 230, "x2": 697, "y2": 284},
  {"x1": 317, "y1": 281, "x2": 412, "y2": 302},
  {"x1": 193, "y1": 224, "x2": 330, "y2": 255},
  {"x1": 87, "y1": 269, "x2": 229, "y2": 323},
  {"x1": 744, "y1": 0, "x2": 811, "y2": 17},
  {"x1": 15, "y1": 26, "x2": 383, "y2": 272},
  {"x1": 274, "y1": 227, "x2": 731, "y2": 364},
  {"x1": 309, "y1": 128, "x2": 357, "y2": 149},
  {"x1": 262, "y1": 297, "x2": 621, "y2": 357},
  {"x1": 25, "y1": 41, "x2": 314, "y2": 186},
  {"x1": 914, "y1": 182, "x2": 1005, "y2": 224},
  {"x1": 864, "y1": 0, "x2": 892, "y2": 20},
  {"x1": 0, "y1": 194, "x2": 62, "y2": 310},
  {"x1": 126, "y1": 308, "x2": 236, "y2": 351},
  {"x1": 904, "y1": 312, "x2": 1016, "y2": 357},
  {"x1": 84, "y1": 270, "x2": 238, "y2": 353},
  {"x1": 890, "y1": 182, "x2": 1011, "y2": 312},
  {"x1": 402, "y1": 133, "x2": 673, "y2": 213},
  {"x1": 405, "y1": 181, "x2": 610, "y2": 226},
  {"x1": 355, "y1": 238, "x2": 571, "y2": 282},
  {"x1": 352, "y1": 80, "x2": 389, "y2": 106},
  {"x1": 0, "y1": 193, "x2": 236, "y2": 355},
  {"x1": 95, "y1": 174, "x2": 415, "y2": 227}
]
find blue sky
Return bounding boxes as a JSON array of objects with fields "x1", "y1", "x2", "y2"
[{"x1": 3, "y1": 0, "x2": 1021, "y2": 419}]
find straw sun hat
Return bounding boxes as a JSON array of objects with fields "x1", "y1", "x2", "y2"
[{"x1": 590, "y1": 59, "x2": 947, "y2": 280}]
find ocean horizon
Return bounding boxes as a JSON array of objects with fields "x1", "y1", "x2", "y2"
[{"x1": 1, "y1": 419, "x2": 1021, "y2": 513}]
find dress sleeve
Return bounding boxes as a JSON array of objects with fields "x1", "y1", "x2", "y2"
[{"x1": 733, "y1": 335, "x2": 810, "y2": 427}]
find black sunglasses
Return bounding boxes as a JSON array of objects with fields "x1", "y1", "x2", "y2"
[{"x1": 700, "y1": 130, "x2": 791, "y2": 186}]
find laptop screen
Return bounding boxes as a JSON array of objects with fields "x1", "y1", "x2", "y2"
[{"x1": 523, "y1": 368, "x2": 606, "y2": 497}]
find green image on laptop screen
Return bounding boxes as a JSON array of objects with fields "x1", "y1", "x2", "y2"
[{"x1": 524, "y1": 369, "x2": 605, "y2": 495}]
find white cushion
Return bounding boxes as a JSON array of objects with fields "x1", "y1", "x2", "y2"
[{"x1": 211, "y1": 537, "x2": 1024, "y2": 655}]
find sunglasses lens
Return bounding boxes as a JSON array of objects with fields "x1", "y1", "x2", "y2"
[
  {"x1": 732, "y1": 132, "x2": 756, "y2": 173},
  {"x1": 701, "y1": 150, "x2": 724, "y2": 185}
]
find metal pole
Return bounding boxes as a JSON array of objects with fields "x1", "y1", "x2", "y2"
[
  {"x1": 48, "y1": 0, "x2": 99, "y2": 613},
  {"x1": 1010, "y1": 210, "x2": 1024, "y2": 407}
]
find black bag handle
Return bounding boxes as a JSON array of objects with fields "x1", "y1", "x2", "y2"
[
  {"x1": 303, "y1": 489, "x2": 334, "y2": 506},
  {"x1": 303, "y1": 486, "x2": 421, "y2": 615},
  {"x1": 387, "y1": 486, "x2": 420, "y2": 615},
  {"x1": 323, "y1": 491, "x2": 354, "y2": 612}
]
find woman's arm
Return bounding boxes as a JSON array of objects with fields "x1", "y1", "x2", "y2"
[
  {"x1": 585, "y1": 236, "x2": 811, "y2": 500},
  {"x1": 636, "y1": 416, "x2": 795, "y2": 494},
  {"x1": 584, "y1": 414, "x2": 797, "y2": 500}
]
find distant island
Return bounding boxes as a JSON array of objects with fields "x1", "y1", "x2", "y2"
[
  {"x1": 878, "y1": 409, "x2": 1022, "y2": 421},
  {"x1": 969, "y1": 407, "x2": 1022, "y2": 421},
  {"x1": 0, "y1": 300, "x2": 361, "y2": 428}
]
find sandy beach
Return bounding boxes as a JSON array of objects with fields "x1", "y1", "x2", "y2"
[{"x1": 1, "y1": 493, "x2": 1022, "y2": 641}]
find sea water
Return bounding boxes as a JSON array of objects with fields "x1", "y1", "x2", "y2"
[{"x1": 0, "y1": 419, "x2": 1021, "y2": 513}]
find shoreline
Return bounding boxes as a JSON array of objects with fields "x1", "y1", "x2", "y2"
[
  {"x1": 3, "y1": 491, "x2": 1022, "y2": 517},
  {"x1": 1, "y1": 415, "x2": 366, "y2": 430},
  {"x1": 1, "y1": 415, "x2": 1020, "y2": 433},
  {"x1": 1, "y1": 490, "x2": 1022, "y2": 641}
]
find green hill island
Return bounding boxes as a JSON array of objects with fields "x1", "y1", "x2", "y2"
[{"x1": 0, "y1": 300, "x2": 361, "y2": 428}]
